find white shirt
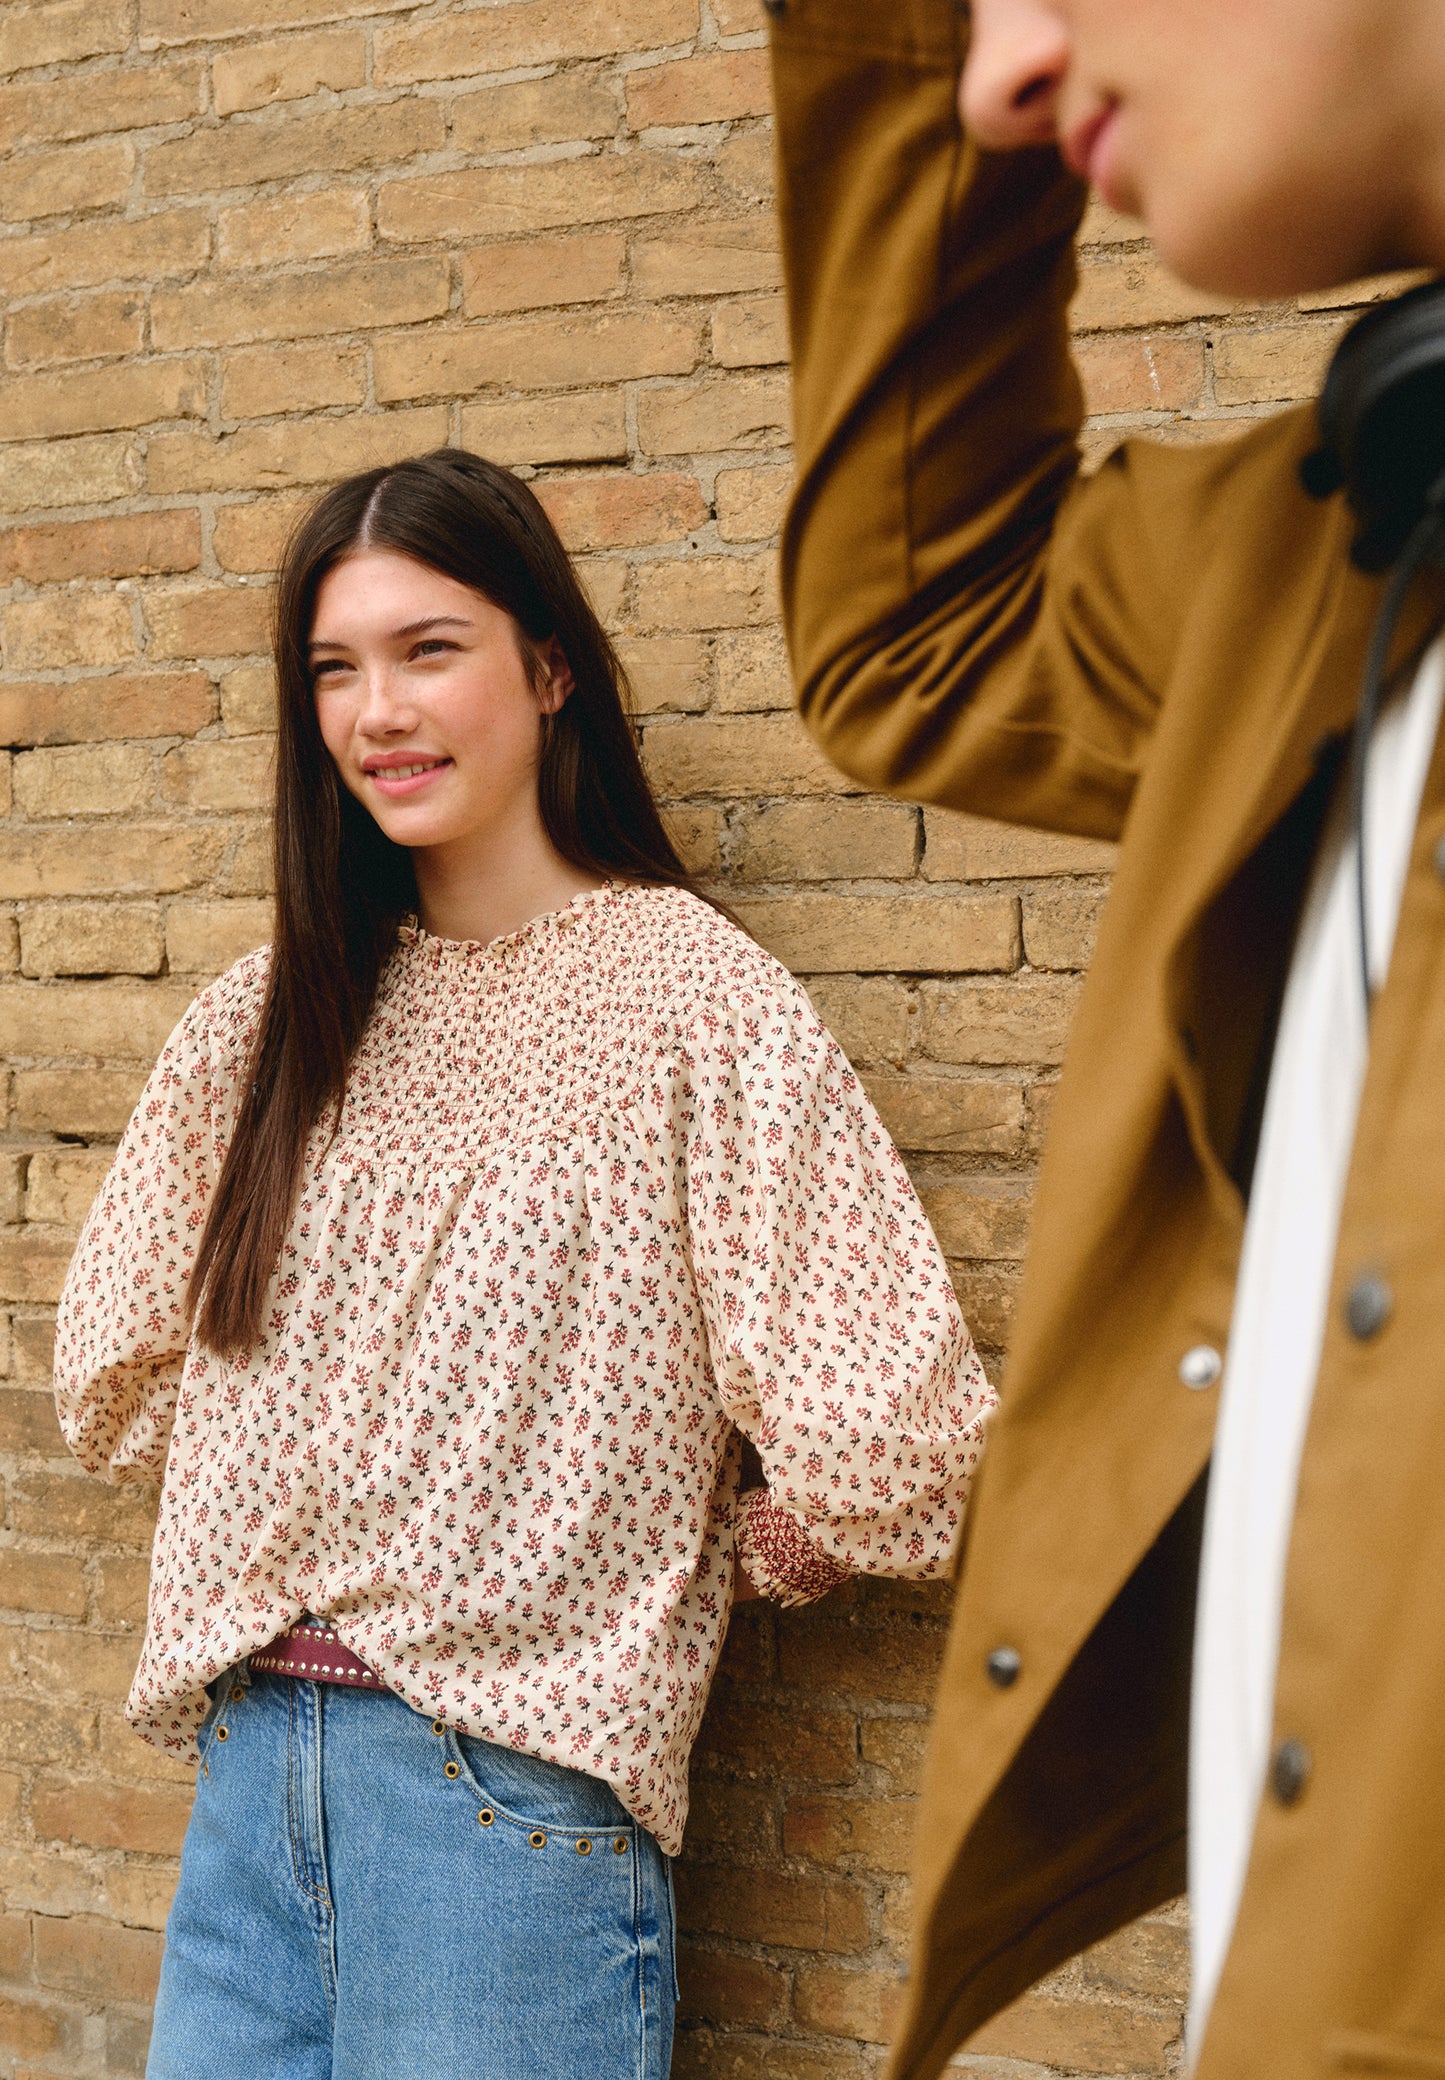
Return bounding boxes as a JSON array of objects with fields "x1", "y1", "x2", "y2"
[{"x1": 1187, "y1": 635, "x2": 1445, "y2": 2057}]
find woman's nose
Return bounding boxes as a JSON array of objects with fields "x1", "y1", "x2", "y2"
[
  {"x1": 958, "y1": 0, "x2": 1071, "y2": 151},
  {"x1": 355, "y1": 668, "x2": 417, "y2": 733}
]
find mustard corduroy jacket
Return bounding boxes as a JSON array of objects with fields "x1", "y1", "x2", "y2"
[{"x1": 770, "y1": 2, "x2": 1445, "y2": 2076}]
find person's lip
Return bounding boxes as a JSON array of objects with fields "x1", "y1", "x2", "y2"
[
  {"x1": 360, "y1": 754, "x2": 453, "y2": 797},
  {"x1": 1061, "y1": 101, "x2": 1121, "y2": 188}
]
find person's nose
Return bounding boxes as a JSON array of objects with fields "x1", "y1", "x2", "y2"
[
  {"x1": 958, "y1": 0, "x2": 1071, "y2": 151},
  {"x1": 354, "y1": 664, "x2": 419, "y2": 738}
]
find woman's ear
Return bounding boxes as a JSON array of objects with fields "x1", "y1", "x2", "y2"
[{"x1": 537, "y1": 635, "x2": 575, "y2": 715}]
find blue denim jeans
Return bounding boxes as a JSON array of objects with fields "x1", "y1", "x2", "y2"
[{"x1": 146, "y1": 1669, "x2": 678, "y2": 2080}]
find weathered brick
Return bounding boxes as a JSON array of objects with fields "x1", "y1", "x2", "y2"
[
  {"x1": 152, "y1": 255, "x2": 448, "y2": 351},
  {"x1": 460, "y1": 233, "x2": 625, "y2": 320},
  {"x1": 213, "y1": 26, "x2": 366, "y2": 117},
  {"x1": 24, "y1": 1146, "x2": 114, "y2": 1226},
  {"x1": 1, "y1": 138, "x2": 133, "y2": 223},
  {"x1": 779, "y1": 1618, "x2": 947, "y2": 1706},
  {"x1": 0, "y1": 208, "x2": 210, "y2": 300},
  {"x1": 1075, "y1": 332, "x2": 1205, "y2": 416},
  {"x1": 801, "y1": 978, "x2": 910, "y2": 1067},
  {"x1": 0, "y1": 1992, "x2": 69, "y2": 2059},
  {"x1": 0, "y1": 671, "x2": 213, "y2": 748},
  {"x1": 374, "y1": 0, "x2": 697, "y2": 86},
  {"x1": 0, "y1": 355, "x2": 207, "y2": 443},
  {"x1": 626, "y1": 49, "x2": 770, "y2": 130},
  {"x1": 217, "y1": 184, "x2": 371, "y2": 270},
  {"x1": 1071, "y1": 250, "x2": 1235, "y2": 332},
  {"x1": 221, "y1": 340, "x2": 366, "y2": 420},
  {"x1": 33, "y1": 1914, "x2": 163, "y2": 2005},
  {"x1": 218, "y1": 818, "x2": 275, "y2": 895},
  {"x1": 968, "y1": 1991, "x2": 1180, "y2": 2074},
  {"x1": 0, "y1": 511, "x2": 200, "y2": 587},
  {"x1": 783, "y1": 1796, "x2": 913, "y2": 1874},
  {"x1": 0, "y1": 1549, "x2": 88, "y2": 1619},
  {"x1": 793, "y1": 1963, "x2": 903, "y2": 2044},
  {"x1": 146, "y1": 405, "x2": 449, "y2": 494},
  {"x1": 687, "y1": 1780, "x2": 778, "y2": 1859},
  {"x1": 0, "y1": 1383, "x2": 66, "y2": 1454},
  {"x1": 0, "y1": 1223, "x2": 76, "y2": 1303},
  {"x1": 0, "y1": 981, "x2": 191, "y2": 1059},
  {"x1": 716, "y1": 463, "x2": 790, "y2": 543},
  {"x1": 858, "y1": 1717, "x2": 930, "y2": 1791},
  {"x1": 144, "y1": 581, "x2": 272, "y2": 660},
  {"x1": 643, "y1": 712, "x2": 848, "y2": 798},
  {"x1": 0, "y1": 432, "x2": 141, "y2": 513},
  {"x1": 715, "y1": 626, "x2": 789, "y2": 712},
  {"x1": 632, "y1": 218, "x2": 781, "y2": 300},
  {"x1": 143, "y1": 99, "x2": 444, "y2": 197},
  {"x1": 1023, "y1": 886, "x2": 1108, "y2": 970},
  {"x1": 731, "y1": 802, "x2": 917, "y2": 883},
  {"x1": 4, "y1": 594, "x2": 134, "y2": 673},
  {"x1": 677, "y1": 1947, "x2": 791, "y2": 2032},
  {"x1": 0, "y1": 0, "x2": 132, "y2": 76},
  {"x1": 459, "y1": 391, "x2": 627, "y2": 468},
  {"x1": 139, "y1": 0, "x2": 410, "y2": 39},
  {"x1": 8, "y1": 1474, "x2": 156, "y2": 1547},
  {"x1": 378, "y1": 154, "x2": 707, "y2": 244},
  {"x1": 675, "y1": 1865, "x2": 868, "y2": 1955},
  {"x1": 919, "y1": 975, "x2": 1084, "y2": 1066},
  {"x1": 947, "y1": 1260, "x2": 1022, "y2": 1347},
  {"x1": 737, "y1": 894, "x2": 1019, "y2": 975},
  {"x1": 712, "y1": 295, "x2": 789, "y2": 371},
  {"x1": 33, "y1": 1778, "x2": 191, "y2": 1856},
  {"x1": 213, "y1": 497, "x2": 308, "y2": 575},
  {"x1": 1080, "y1": 1915, "x2": 1190, "y2": 2002},
  {"x1": 91, "y1": 1555, "x2": 150, "y2": 1629},
  {"x1": 693, "y1": 1695, "x2": 855, "y2": 1783},
  {"x1": 451, "y1": 74, "x2": 617, "y2": 156},
  {"x1": 373, "y1": 309, "x2": 699, "y2": 402},
  {"x1": 638, "y1": 372, "x2": 791, "y2": 456},
  {"x1": 219, "y1": 662, "x2": 277, "y2": 734},
  {"x1": 0, "y1": 61, "x2": 202, "y2": 156},
  {"x1": 161, "y1": 736, "x2": 274, "y2": 810},
  {"x1": 20, "y1": 903, "x2": 164, "y2": 979},
  {"x1": 13, "y1": 1067, "x2": 147, "y2": 1132},
  {"x1": 14, "y1": 743, "x2": 151, "y2": 819},
  {"x1": 615, "y1": 636, "x2": 707, "y2": 715},
  {"x1": 661, "y1": 805, "x2": 723, "y2": 877},
  {"x1": 165, "y1": 897, "x2": 271, "y2": 972},
  {"x1": 1212, "y1": 321, "x2": 1342, "y2": 406},
  {"x1": 4, "y1": 290, "x2": 146, "y2": 372},
  {"x1": 535, "y1": 472, "x2": 706, "y2": 553},
  {"x1": 922, "y1": 809, "x2": 1118, "y2": 881},
  {"x1": 634, "y1": 554, "x2": 776, "y2": 633},
  {"x1": 856, "y1": 1072, "x2": 1025, "y2": 1156},
  {"x1": 917, "y1": 1178, "x2": 1032, "y2": 1261}
]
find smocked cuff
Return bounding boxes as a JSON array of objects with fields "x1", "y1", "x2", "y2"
[{"x1": 734, "y1": 1491, "x2": 853, "y2": 1609}]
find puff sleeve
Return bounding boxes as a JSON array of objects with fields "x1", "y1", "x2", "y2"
[
  {"x1": 680, "y1": 974, "x2": 995, "y2": 1605},
  {"x1": 52, "y1": 961, "x2": 256, "y2": 1485}
]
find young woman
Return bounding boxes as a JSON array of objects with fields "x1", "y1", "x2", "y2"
[{"x1": 53, "y1": 448, "x2": 994, "y2": 2080}]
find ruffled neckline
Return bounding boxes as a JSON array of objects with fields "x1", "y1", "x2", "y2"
[{"x1": 395, "y1": 880, "x2": 630, "y2": 964}]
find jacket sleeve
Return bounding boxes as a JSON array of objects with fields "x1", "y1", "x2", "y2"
[
  {"x1": 53, "y1": 984, "x2": 241, "y2": 1485},
  {"x1": 681, "y1": 979, "x2": 995, "y2": 1605},
  {"x1": 771, "y1": 0, "x2": 1228, "y2": 839}
]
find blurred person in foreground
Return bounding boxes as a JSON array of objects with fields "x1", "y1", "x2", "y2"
[{"x1": 767, "y1": 0, "x2": 1445, "y2": 2075}]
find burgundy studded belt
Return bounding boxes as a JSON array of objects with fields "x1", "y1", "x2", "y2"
[{"x1": 249, "y1": 1618, "x2": 388, "y2": 1692}]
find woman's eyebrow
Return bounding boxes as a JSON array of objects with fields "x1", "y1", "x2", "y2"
[{"x1": 308, "y1": 613, "x2": 475, "y2": 652}]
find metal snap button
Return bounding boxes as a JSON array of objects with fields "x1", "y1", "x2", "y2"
[
  {"x1": 613, "y1": 1836, "x2": 629, "y2": 1855},
  {"x1": 529, "y1": 1830, "x2": 547, "y2": 1849},
  {"x1": 1345, "y1": 1273, "x2": 1392, "y2": 1340},
  {"x1": 577, "y1": 1838, "x2": 593, "y2": 1855},
  {"x1": 230, "y1": 1687, "x2": 244, "y2": 1702},
  {"x1": 215, "y1": 1725, "x2": 229, "y2": 1741},
  {"x1": 986, "y1": 1646, "x2": 1021, "y2": 1688},
  {"x1": 477, "y1": 1809, "x2": 495, "y2": 1827},
  {"x1": 431, "y1": 1720, "x2": 446, "y2": 1736},
  {"x1": 444, "y1": 1760, "x2": 460, "y2": 1780},
  {"x1": 1178, "y1": 1344, "x2": 1222, "y2": 1391},
  {"x1": 1270, "y1": 1737, "x2": 1311, "y2": 1806}
]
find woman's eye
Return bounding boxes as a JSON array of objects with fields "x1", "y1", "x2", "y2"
[
  {"x1": 412, "y1": 639, "x2": 455, "y2": 658},
  {"x1": 311, "y1": 658, "x2": 349, "y2": 679}
]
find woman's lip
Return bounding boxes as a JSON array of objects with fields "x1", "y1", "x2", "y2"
[
  {"x1": 363, "y1": 757, "x2": 453, "y2": 797},
  {"x1": 1062, "y1": 103, "x2": 1119, "y2": 185}
]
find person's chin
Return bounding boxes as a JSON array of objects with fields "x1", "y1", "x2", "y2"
[{"x1": 1148, "y1": 190, "x2": 1385, "y2": 306}]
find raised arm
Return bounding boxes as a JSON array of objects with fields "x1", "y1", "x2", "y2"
[{"x1": 771, "y1": 0, "x2": 1212, "y2": 838}]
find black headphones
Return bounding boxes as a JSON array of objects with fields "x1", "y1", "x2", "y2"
[{"x1": 1300, "y1": 277, "x2": 1445, "y2": 1008}]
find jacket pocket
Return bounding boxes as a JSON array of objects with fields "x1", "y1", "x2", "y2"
[{"x1": 1329, "y1": 2032, "x2": 1445, "y2": 2075}]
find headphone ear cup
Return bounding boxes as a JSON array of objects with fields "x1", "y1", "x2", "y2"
[{"x1": 1303, "y1": 277, "x2": 1445, "y2": 571}]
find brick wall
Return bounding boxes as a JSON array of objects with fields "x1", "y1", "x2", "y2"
[{"x1": 0, "y1": 2, "x2": 1400, "y2": 2074}]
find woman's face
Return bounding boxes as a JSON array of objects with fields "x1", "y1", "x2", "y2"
[{"x1": 310, "y1": 549, "x2": 572, "y2": 858}]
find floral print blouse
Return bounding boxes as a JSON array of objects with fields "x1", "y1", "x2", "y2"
[{"x1": 54, "y1": 882, "x2": 992, "y2": 1851}]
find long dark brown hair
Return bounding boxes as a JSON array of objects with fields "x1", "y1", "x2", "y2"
[{"x1": 190, "y1": 447, "x2": 695, "y2": 1355}]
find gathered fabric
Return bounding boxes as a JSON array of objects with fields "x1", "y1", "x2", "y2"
[{"x1": 54, "y1": 881, "x2": 991, "y2": 1851}]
